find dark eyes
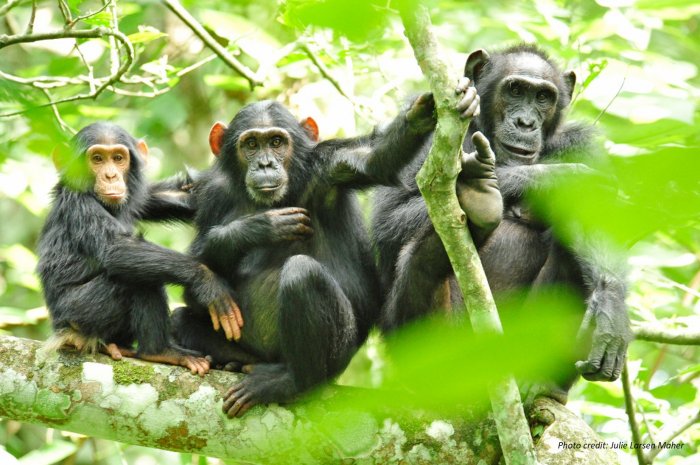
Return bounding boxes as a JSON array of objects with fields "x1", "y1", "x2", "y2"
[
  {"x1": 270, "y1": 136, "x2": 282, "y2": 148},
  {"x1": 537, "y1": 91, "x2": 553, "y2": 103},
  {"x1": 510, "y1": 83, "x2": 522, "y2": 97},
  {"x1": 114, "y1": 154, "x2": 124, "y2": 162},
  {"x1": 91, "y1": 155, "x2": 103, "y2": 163}
]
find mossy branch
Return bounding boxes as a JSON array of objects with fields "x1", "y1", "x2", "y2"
[{"x1": 0, "y1": 335, "x2": 619, "y2": 464}]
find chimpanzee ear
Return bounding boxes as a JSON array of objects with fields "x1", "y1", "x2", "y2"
[
  {"x1": 209, "y1": 122, "x2": 227, "y2": 157},
  {"x1": 464, "y1": 49, "x2": 490, "y2": 82},
  {"x1": 563, "y1": 70, "x2": 577, "y2": 102},
  {"x1": 300, "y1": 117, "x2": 319, "y2": 142},
  {"x1": 136, "y1": 139, "x2": 149, "y2": 164}
]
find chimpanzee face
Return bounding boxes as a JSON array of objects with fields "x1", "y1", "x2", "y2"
[
  {"x1": 236, "y1": 127, "x2": 293, "y2": 205},
  {"x1": 87, "y1": 144, "x2": 131, "y2": 205},
  {"x1": 491, "y1": 54, "x2": 560, "y2": 164}
]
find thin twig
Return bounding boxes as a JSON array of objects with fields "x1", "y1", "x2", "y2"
[
  {"x1": 0, "y1": 27, "x2": 134, "y2": 116},
  {"x1": 622, "y1": 364, "x2": 647, "y2": 465},
  {"x1": 0, "y1": 0, "x2": 26, "y2": 17},
  {"x1": 161, "y1": 0, "x2": 261, "y2": 88},
  {"x1": 66, "y1": 0, "x2": 112, "y2": 29},
  {"x1": 25, "y1": 0, "x2": 37, "y2": 34},
  {"x1": 41, "y1": 88, "x2": 76, "y2": 134},
  {"x1": 594, "y1": 74, "x2": 626, "y2": 124},
  {"x1": 57, "y1": 0, "x2": 72, "y2": 25},
  {"x1": 643, "y1": 410, "x2": 700, "y2": 463}
]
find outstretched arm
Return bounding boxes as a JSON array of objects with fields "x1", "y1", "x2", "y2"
[
  {"x1": 102, "y1": 236, "x2": 243, "y2": 342},
  {"x1": 140, "y1": 171, "x2": 197, "y2": 222},
  {"x1": 323, "y1": 93, "x2": 437, "y2": 188}
]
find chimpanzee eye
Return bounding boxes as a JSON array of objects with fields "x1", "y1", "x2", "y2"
[
  {"x1": 246, "y1": 138, "x2": 258, "y2": 149},
  {"x1": 113, "y1": 154, "x2": 124, "y2": 162},
  {"x1": 270, "y1": 136, "x2": 282, "y2": 148},
  {"x1": 537, "y1": 91, "x2": 551, "y2": 103},
  {"x1": 510, "y1": 83, "x2": 522, "y2": 97},
  {"x1": 91, "y1": 154, "x2": 103, "y2": 163}
]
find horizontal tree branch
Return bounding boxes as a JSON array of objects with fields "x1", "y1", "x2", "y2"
[
  {"x1": 633, "y1": 325, "x2": 700, "y2": 345},
  {"x1": 0, "y1": 335, "x2": 617, "y2": 464}
]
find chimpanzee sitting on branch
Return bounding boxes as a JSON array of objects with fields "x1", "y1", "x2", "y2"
[
  {"x1": 171, "y1": 89, "x2": 481, "y2": 416},
  {"x1": 38, "y1": 122, "x2": 242, "y2": 375},
  {"x1": 373, "y1": 44, "x2": 632, "y2": 399}
]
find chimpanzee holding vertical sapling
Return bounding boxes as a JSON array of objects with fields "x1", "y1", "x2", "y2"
[
  {"x1": 38, "y1": 122, "x2": 242, "y2": 375},
  {"x1": 171, "y1": 88, "x2": 480, "y2": 416},
  {"x1": 374, "y1": 45, "x2": 631, "y2": 399}
]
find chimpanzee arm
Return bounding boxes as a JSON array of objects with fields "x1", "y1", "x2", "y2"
[
  {"x1": 496, "y1": 122, "x2": 609, "y2": 202},
  {"x1": 322, "y1": 93, "x2": 436, "y2": 188},
  {"x1": 571, "y1": 237, "x2": 632, "y2": 382},
  {"x1": 140, "y1": 171, "x2": 196, "y2": 222},
  {"x1": 102, "y1": 237, "x2": 243, "y2": 341},
  {"x1": 200, "y1": 208, "x2": 313, "y2": 265}
]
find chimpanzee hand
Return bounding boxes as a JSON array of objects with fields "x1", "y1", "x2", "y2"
[
  {"x1": 190, "y1": 265, "x2": 244, "y2": 341},
  {"x1": 458, "y1": 131, "x2": 502, "y2": 231},
  {"x1": 574, "y1": 288, "x2": 632, "y2": 381},
  {"x1": 253, "y1": 207, "x2": 314, "y2": 243},
  {"x1": 455, "y1": 76, "x2": 480, "y2": 119},
  {"x1": 406, "y1": 92, "x2": 437, "y2": 135}
]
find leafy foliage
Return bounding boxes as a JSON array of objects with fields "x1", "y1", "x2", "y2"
[{"x1": 0, "y1": 0, "x2": 698, "y2": 464}]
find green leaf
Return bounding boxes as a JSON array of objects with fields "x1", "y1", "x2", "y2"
[
  {"x1": 204, "y1": 74, "x2": 250, "y2": 92},
  {"x1": 128, "y1": 29, "x2": 168, "y2": 44},
  {"x1": 282, "y1": 0, "x2": 390, "y2": 42}
]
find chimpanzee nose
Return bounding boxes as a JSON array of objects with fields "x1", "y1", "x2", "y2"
[
  {"x1": 516, "y1": 116, "x2": 535, "y2": 131},
  {"x1": 258, "y1": 158, "x2": 273, "y2": 169}
]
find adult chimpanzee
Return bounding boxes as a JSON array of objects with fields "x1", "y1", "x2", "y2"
[
  {"x1": 38, "y1": 122, "x2": 242, "y2": 375},
  {"x1": 171, "y1": 93, "x2": 471, "y2": 417},
  {"x1": 373, "y1": 44, "x2": 632, "y2": 397}
]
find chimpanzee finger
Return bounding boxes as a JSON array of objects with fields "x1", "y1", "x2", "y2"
[
  {"x1": 226, "y1": 392, "x2": 253, "y2": 418},
  {"x1": 576, "y1": 342, "x2": 607, "y2": 379},
  {"x1": 455, "y1": 76, "x2": 471, "y2": 94},
  {"x1": 461, "y1": 95, "x2": 480, "y2": 119},
  {"x1": 229, "y1": 296, "x2": 244, "y2": 328},
  {"x1": 219, "y1": 312, "x2": 238, "y2": 341},
  {"x1": 599, "y1": 343, "x2": 619, "y2": 380},
  {"x1": 471, "y1": 132, "x2": 495, "y2": 163},
  {"x1": 209, "y1": 305, "x2": 220, "y2": 332},
  {"x1": 612, "y1": 350, "x2": 626, "y2": 381},
  {"x1": 277, "y1": 207, "x2": 308, "y2": 217},
  {"x1": 455, "y1": 86, "x2": 477, "y2": 113}
]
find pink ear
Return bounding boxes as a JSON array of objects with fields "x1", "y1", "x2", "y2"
[
  {"x1": 136, "y1": 139, "x2": 149, "y2": 162},
  {"x1": 209, "y1": 122, "x2": 227, "y2": 157},
  {"x1": 301, "y1": 117, "x2": 319, "y2": 142}
]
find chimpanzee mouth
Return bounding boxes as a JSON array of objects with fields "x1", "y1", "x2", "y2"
[
  {"x1": 500, "y1": 142, "x2": 536, "y2": 158},
  {"x1": 258, "y1": 185, "x2": 281, "y2": 193}
]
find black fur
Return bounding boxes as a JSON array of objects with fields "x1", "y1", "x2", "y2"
[
  {"x1": 171, "y1": 99, "x2": 434, "y2": 415},
  {"x1": 373, "y1": 45, "x2": 632, "y2": 395},
  {"x1": 38, "y1": 122, "x2": 229, "y2": 356}
]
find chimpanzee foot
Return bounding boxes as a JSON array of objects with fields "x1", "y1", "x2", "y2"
[
  {"x1": 101, "y1": 343, "x2": 136, "y2": 361},
  {"x1": 139, "y1": 349, "x2": 210, "y2": 376},
  {"x1": 222, "y1": 364, "x2": 295, "y2": 418}
]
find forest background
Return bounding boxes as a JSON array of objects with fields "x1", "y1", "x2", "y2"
[{"x1": 0, "y1": 0, "x2": 698, "y2": 464}]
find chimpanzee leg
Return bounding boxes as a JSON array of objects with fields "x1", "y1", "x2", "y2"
[
  {"x1": 171, "y1": 306, "x2": 259, "y2": 369},
  {"x1": 128, "y1": 286, "x2": 171, "y2": 356},
  {"x1": 128, "y1": 287, "x2": 210, "y2": 375},
  {"x1": 50, "y1": 275, "x2": 133, "y2": 350},
  {"x1": 223, "y1": 255, "x2": 357, "y2": 418},
  {"x1": 381, "y1": 221, "x2": 453, "y2": 331}
]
